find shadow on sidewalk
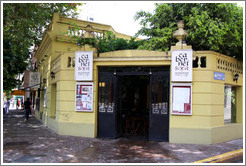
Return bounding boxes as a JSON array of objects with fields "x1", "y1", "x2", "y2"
[{"x1": 2, "y1": 110, "x2": 243, "y2": 163}]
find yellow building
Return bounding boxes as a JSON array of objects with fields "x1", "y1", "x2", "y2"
[{"x1": 32, "y1": 13, "x2": 243, "y2": 144}]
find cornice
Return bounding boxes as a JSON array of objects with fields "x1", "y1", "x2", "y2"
[{"x1": 35, "y1": 32, "x2": 52, "y2": 60}]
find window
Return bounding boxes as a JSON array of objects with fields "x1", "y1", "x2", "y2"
[
  {"x1": 224, "y1": 86, "x2": 236, "y2": 123},
  {"x1": 200, "y1": 57, "x2": 206, "y2": 68}
]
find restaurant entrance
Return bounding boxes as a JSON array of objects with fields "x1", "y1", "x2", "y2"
[
  {"x1": 97, "y1": 67, "x2": 170, "y2": 141},
  {"x1": 118, "y1": 75, "x2": 150, "y2": 140}
]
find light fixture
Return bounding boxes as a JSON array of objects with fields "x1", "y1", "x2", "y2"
[
  {"x1": 114, "y1": 69, "x2": 116, "y2": 75},
  {"x1": 149, "y1": 68, "x2": 152, "y2": 75},
  {"x1": 77, "y1": 39, "x2": 82, "y2": 46},
  {"x1": 50, "y1": 71, "x2": 55, "y2": 79},
  {"x1": 233, "y1": 73, "x2": 239, "y2": 83}
]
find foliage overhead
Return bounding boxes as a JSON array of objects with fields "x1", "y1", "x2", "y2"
[
  {"x1": 97, "y1": 31, "x2": 145, "y2": 53},
  {"x1": 134, "y1": 3, "x2": 243, "y2": 60},
  {"x1": 3, "y1": 3, "x2": 82, "y2": 91},
  {"x1": 69, "y1": 31, "x2": 144, "y2": 55}
]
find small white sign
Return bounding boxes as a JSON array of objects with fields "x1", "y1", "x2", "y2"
[
  {"x1": 75, "y1": 51, "x2": 93, "y2": 81},
  {"x1": 29, "y1": 72, "x2": 40, "y2": 87},
  {"x1": 172, "y1": 50, "x2": 193, "y2": 82}
]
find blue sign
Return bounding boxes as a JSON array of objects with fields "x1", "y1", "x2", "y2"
[{"x1": 214, "y1": 72, "x2": 225, "y2": 81}]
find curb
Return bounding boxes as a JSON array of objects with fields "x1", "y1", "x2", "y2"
[{"x1": 193, "y1": 149, "x2": 243, "y2": 163}]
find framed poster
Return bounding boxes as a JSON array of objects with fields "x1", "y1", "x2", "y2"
[
  {"x1": 171, "y1": 83, "x2": 192, "y2": 115},
  {"x1": 75, "y1": 51, "x2": 93, "y2": 81},
  {"x1": 171, "y1": 49, "x2": 193, "y2": 82},
  {"x1": 75, "y1": 82, "x2": 93, "y2": 112}
]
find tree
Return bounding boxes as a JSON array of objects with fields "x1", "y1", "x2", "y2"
[
  {"x1": 3, "y1": 3, "x2": 82, "y2": 91},
  {"x1": 96, "y1": 31, "x2": 145, "y2": 53},
  {"x1": 134, "y1": 3, "x2": 243, "y2": 60},
  {"x1": 72, "y1": 31, "x2": 145, "y2": 55}
]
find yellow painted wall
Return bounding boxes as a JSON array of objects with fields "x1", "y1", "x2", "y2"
[
  {"x1": 169, "y1": 50, "x2": 243, "y2": 144},
  {"x1": 236, "y1": 86, "x2": 243, "y2": 124},
  {"x1": 34, "y1": 13, "x2": 243, "y2": 144}
]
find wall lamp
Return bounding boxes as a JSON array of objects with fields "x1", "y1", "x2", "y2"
[
  {"x1": 50, "y1": 71, "x2": 55, "y2": 79},
  {"x1": 149, "y1": 68, "x2": 152, "y2": 75},
  {"x1": 77, "y1": 39, "x2": 82, "y2": 46},
  {"x1": 233, "y1": 73, "x2": 239, "y2": 83}
]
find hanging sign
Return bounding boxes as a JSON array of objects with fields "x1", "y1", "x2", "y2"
[
  {"x1": 75, "y1": 82, "x2": 93, "y2": 112},
  {"x1": 23, "y1": 70, "x2": 40, "y2": 88},
  {"x1": 171, "y1": 83, "x2": 192, "y2": 115},
  {"x1": 75, "y1": 51, "x2": 93, "y2": 81},
  {"x1": 172, "y1": 49, "x2": 193, "y2": 82},
  {"x1": 29, "y1": 71, "x2": 40, "y2": 88}
]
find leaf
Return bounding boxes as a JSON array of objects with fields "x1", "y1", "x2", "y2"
[
  {"x1": 3, "y1": 3, "x2": 83, "y2": 90},
  {"x1": 134, "y1": 3, "x2": 243, "y2": 60}
]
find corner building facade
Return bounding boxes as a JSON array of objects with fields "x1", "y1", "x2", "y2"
[{"x1": 33, "y1": 13, "x2": 243, "y2": 144}]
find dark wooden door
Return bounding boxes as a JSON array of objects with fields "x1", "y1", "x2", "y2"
[
  {"x1": 97, "y1": 73, "x2": 117, "y2": 138},
  {"x1": 149, "y1": 72, "x2": 170, "y2": 141},
  {"x1": 116, "y1": 76, "x2": 123, "y2": 138}
]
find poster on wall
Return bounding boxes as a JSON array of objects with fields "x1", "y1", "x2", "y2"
[
  {"x1": 171, "y1": 49, "x2": 193, "y2": 82},
  {"x1": 171, "y1": 83, "x2": 192, "y2": 115},
  {"x1": 75, "y1": 51, "x2": 93, "y2": 81},
  {"x1": 75, "y1": 82, "x2": 93, "y2": 112}
]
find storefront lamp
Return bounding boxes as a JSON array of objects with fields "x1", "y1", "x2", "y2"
[
  {"x1": 233, "y1": 73, "x2": 239, "y2": 83},
  {"x1": 50, "y1": 71, "x2": 55, "y2": 79}
]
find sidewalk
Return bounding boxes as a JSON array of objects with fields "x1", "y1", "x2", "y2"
[{"x1": 2, "y1": 109, "x2": 244, "y2": 163}]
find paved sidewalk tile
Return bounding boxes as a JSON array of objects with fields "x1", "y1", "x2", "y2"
[{"x1": 2, "y1": 110, "x2": 244, "y2": 163}]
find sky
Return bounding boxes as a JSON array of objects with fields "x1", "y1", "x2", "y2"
[
  {"x1": 77, "y1": 1, "x2": 156, "y2": 38},
  {"x1": 77, "y1": 1, "x2": 245, "y2": 39}
]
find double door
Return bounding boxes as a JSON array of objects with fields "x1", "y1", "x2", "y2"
[{"x1": 97, "y1": 68, "x2": 169, "y2": 141}]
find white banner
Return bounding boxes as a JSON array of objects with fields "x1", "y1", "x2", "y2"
[
  {"x1": 171, "y1": 50, "x2": 193, "y2": 82},
  {"x1": 75, "y1": 51, "x2": 93, "y2": 81}
]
